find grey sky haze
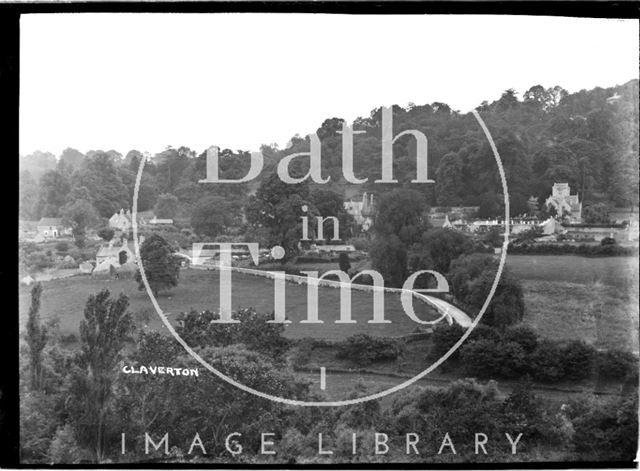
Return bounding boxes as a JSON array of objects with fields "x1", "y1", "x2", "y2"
[{"x1": 20, "y1": 14, "x2": 639, "y2": 157}]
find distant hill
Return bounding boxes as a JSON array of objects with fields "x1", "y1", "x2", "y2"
[{"x1": 19, "y1": 79, "x2": 639, "y2": 221}]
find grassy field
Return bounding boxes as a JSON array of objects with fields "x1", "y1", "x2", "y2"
[
  {"x1": 19, "y1": 268, "x2": 440, "y2": 341},
  {"x1": 507, "y1": 255, "x2": 639, "y2": 353},
  {"x1": 19, "y1": 254, "x2": 638, "y2": 351},
  {"x1": 506, "y1": 254, "x2": 638, "y2": 289}
]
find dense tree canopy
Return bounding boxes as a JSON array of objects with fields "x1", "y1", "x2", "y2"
[
  {"x1": 73, "y1": 152, "x2": 130, "y2": 218},
  {"x1": 134, "y1": 233, "x2": 181, "y2": 296},
  {"x1": 20, "y1": 79, "x2": 638, "y2": 231},
  {"x1": 245, "y1": 171, "x2": 318, "y2": 260}
]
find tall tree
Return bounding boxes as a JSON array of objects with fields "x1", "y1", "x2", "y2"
[
  {"x1": 372, "y1": 189, "x2": 428, "y2": 247},
  {"x1": 154, "y1": 193, "x2": 179, "y2": 219},
  {"x1": 74, "y1": 152, "x2": 130, "y2": 218},
  {"x1": 370, "y1": 234, "x2": 407, "y2": 288},
  {"x1": 20, "y1": 151, "x2": 57, "y2": 181},
  {"x1": 26, "y1": 283, "x2": 47, "y2": 391},
  {"x1": 70, "y1": 290, "x2": 134, "y2": 462},
  {"x1": 191, "y1": 195, "x2": 241, "y2": 237},
  {"x1": 449, "y1": 254, "x2": 525, "y2": 330},
  {"x1": 309, "y1": 188, "x2": 353, "y2": 240},
  {"x1": 19, "y1": 170, "x2": 39, "y2": 220},
  {"x1": 35, "y1": 169, "x2": 71, "y2": 218},
  {"x1": 59, "y1": 148, "x2": 86, "y2": 170},
  {"x1": 245, "y1": 172, "x2": 317, "y2": 261},
  {"x1": 60, "y1": 194, "x2": 99, "y2": 248},
  {"x1": 435, "y1": 152, "x2": 464, "y2": 206},
  {"x1": 134, "y1": 234, "x2": 181, "y2": 296}
]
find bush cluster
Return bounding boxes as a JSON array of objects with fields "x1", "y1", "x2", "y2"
[
  {"x1": 335, "y1": 334, "x2": 405, "y2": 366},
  {"x1": 175, "y1": 308, "x2": 291, "y2": 362},
  {"x1": 433, "y1": 324, "x2": 638, "y2": 383}
]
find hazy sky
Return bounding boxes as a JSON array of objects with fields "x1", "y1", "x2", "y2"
[{"x1": 20, "y1": 14, "x2": 639, "y2": 157}]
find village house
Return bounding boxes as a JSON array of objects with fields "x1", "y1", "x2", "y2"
[
  {"x1": 442, "y1": 215, "x2": 471, "y2": 232},
  {"x1": 428, "y1": 206, "x2": 480, "y2": 228},
  {"x1": 545, "y1": 183, "x2": 582, "y2": 223},
  {"x1": 109, "y1": 209, "x2": 132, "y2": 231},
  {"x1": 149, "y1": 216, "x2": 174, "y2": 225},
  {"x1": 95, "y1": 238, "x2": 136, "y2": 266},
  {"x1": 36, "y1": 218, "x2": 69, "y2": 239},
  {"x1": 344, "y1": 192, "x2": 375, "y2": 231},
  {"x1": 467, "y1": 218, "x2": 542, "y2": 235}
]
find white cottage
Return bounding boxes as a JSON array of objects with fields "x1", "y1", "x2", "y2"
[{"x1": 36, "y1": 218, "x2": 68, "y2": 239}]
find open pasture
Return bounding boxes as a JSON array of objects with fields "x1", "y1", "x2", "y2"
[
  {"x1": 506, "y1": 254, "x2": 637, "y2": 289},
  {"x1": 19, "y1": 268, "x2": 440, "y2": 340},
  {"x1": 508, "y1": 255, "x2": 639, "y2": 352},
  {"x1": 19, "y1": 254, "x2": 638, "y2": 350}
]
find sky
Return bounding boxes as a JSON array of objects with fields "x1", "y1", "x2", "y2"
[{"x1": 20, "y1": 14, "x2": 639, "y2": 157}]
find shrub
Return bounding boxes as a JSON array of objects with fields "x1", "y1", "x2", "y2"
[
  {"x1": 47, "y1": 423, "x2": 86, "y2": 464},
  {"x1": 25, "y1": 252, "x2": 54, "y2": 271},
  {"x1": 349, "y1": 236, "x2": 371, "y2": 252},
  {"x1": 560, "y1": 340, "x2": 597, "y2": 380},
  {"x1": 290, "y1": 340, "x2": 315, "y2": 369},
  {"x1": 529, "y1": 340, "x2": 565, "y2": 382},
  {"x1": 430, "y1": 323, "x2": 465, "y2": 361},
  {"x1": 596, "y1": 350, "x2": 638, "y2": 380},
  {"x1": 469, "y1": 323, "x2": 501, "y2": 343},
  {"x1": 600, "y1": 236, "x2": 616, "y2": 246},
  {"x1": 338, "y1": 253, "x2": 351, "y2": 272},
  {"x1": 54, "y1": 241, "x2": 69, "y2": 253},
  {"x1": 496, "y1": 341, "x2": 529, "y2": 379},
  {"x1": 572, "y1": 395, "x2": 638, "y2": 461},
  {"x1": 449, "y1": 254, "x2": 525, "y2": 330},
  {"x1": 459, "y1": 339, "x2": 503, "y2": 378},
  {"x1": 502, "y1": 325, "x2": 539, "y2": 353},
  {"x1": 97, "y1": 227, "x2": 115, "y2": 241},
  {"x1": 350, "y1": 272, "x2": 374, "y2": 285},
  {"x1": 175, "y1": 308, "x2": 291, "y2": 361},
  {"x1": 459, "y1": 338, "x2": 527, "y2": 379},
  {"x1": 335, "y1": 334, "x2": 404, "y2": 366}
]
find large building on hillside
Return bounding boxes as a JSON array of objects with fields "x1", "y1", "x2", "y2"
[
  {"x1": 344, "y1": 192, "x2": 375, "y2": 231},
  {"x1": 108, "y1": 209, "x2": 148, "y2": 231},
  {"x1": 109, "y1": 209, "x2": 133, "y2": 231},
  {"x1": 545, "y1": 183, "x2": 582, "y2": 223}
]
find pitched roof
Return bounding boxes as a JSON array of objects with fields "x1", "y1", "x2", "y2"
[{"x1": 37, "y1": 218, "x2": 63, "y2": 227}]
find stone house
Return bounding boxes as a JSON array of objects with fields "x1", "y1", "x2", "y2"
[
  {"x1": 109, "y1": 209, "x2": 133, "y2": 232},
  {"x1": 96, "y1": 238, "x2": 135, "y2": 266},
  {"x1": 545, "y1": 183, "x2": 582, "y2": 223},
  {"x1": 344, "y1": 192, "x2": 375, "y2": 231}
]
